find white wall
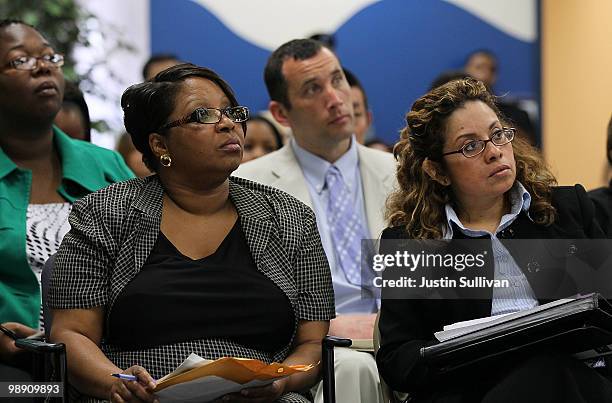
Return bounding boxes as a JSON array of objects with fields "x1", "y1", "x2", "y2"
[
  {"x1": 542, "y1": 0, "x2": 612, "y2": 189},
  {"x1": 75, "y1": 0, "x2": 150, "y2": 148}
]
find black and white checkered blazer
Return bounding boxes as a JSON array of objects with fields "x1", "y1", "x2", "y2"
[{"x1": 49, "y1": 175, "x2": 335, "y2": 403}]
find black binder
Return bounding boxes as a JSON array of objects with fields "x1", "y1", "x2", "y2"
[{"x1": 420, "y1": 293, "x2": 612, "y2": 373}]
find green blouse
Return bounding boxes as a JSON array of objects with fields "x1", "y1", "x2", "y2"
[{"x1": 0, "y1": 127, "x2": 134, "y2": 328}]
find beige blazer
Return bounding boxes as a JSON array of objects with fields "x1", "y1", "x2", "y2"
[{"x1": 234, "y1": 142, "x2": 397, "y2": 239}]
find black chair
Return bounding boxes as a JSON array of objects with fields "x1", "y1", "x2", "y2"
[
  {"x1": 14, "y1": 338, "x2": 66, "y2": 402},
  {"x1": 321, "y1": 336, "x2": 352, "y2": 403},
  {"x1": 15, "y1": 254, "x2": 67, "y2": 402}
]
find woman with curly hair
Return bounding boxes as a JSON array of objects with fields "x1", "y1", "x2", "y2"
[{"x1": 376, "y1": 78, "x2": 612, "y2": 402}]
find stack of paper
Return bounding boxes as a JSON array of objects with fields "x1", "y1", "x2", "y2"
[
  {"x1": 434, "y1": 298, "x2": 575, "y2": 342},
  {"x1": 154, "y1": 354, "x2": 317, "y2": 403},
  {"x1": 422, "y1": 294, "x2": 612, "y2": 374}
]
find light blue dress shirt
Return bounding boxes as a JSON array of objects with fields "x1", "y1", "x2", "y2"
[
  {"x1": 443, "y1": 182, "x2": 539, "y2": 316},
  {"x1": 291, "y1": 136, "x2": 378, "y2": 314}
]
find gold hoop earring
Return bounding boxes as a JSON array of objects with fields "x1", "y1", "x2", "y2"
[{"x1": 159, "y1": 154, "x2": 172, "y2": 167}]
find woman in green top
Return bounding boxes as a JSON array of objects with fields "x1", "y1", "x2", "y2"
[{"x1": 0, "y1": 19, "x2": 133, "y2": 377}]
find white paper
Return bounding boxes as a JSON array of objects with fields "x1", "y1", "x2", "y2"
[
  {"x1": 154, "y1": 354, "x2": 289, "y2": 402},
  {"x1": 434, "y1": 298, "x2": 575, "y2": 342},
  {"x1": 442, "y1": 313, "x2": 512, "y2": 331},
  {"x1": 157, "y1": 353, "x2": 213, "y2": 383}
]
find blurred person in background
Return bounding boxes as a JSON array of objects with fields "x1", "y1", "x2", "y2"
[
  {"x1": 242, "y1": 114, "x2": 283, "y2": 163},
  {"x1": 116, "y1": 131, "x2": 151, "y2": 177},
  {"x1": 464, "y1": 49, "x2": 537, "y2": 145},
  {"x1": 344, "y1": 68, "x2": 373, "y2": 144},
  {"x1": 142, "y1": 53, "x2": 182, "y2": 81},
  {"x1": 258, "y1": 109, "x2": 293, "y2": 144},
  {"x1": 0, "y1": 19, "x2": 133, "y2": 380},
  {"x1": 364, "y1": 138, "x2": 391, "y2": 153},
  {"x1": 463, "y1": 50, "x2": 497, "y2": 89},
  {"x1": 54, "y1": 80, "x2": 91, "y2": 141}
]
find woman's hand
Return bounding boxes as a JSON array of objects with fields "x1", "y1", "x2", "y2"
[
  {"x1": 109, "y1": 365, "x2": 158, "y2": 403},
  {"x1": 0, "y1": 322, "x2": 37, "y2": 363},
  {"x1": 214, "y1": 378, "x2": 286, "y2": 403}
]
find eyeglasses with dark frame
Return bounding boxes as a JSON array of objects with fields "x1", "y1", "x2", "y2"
[
  {"x1": 441, "y1": 127, "x2": 516, "y2": 158},
  {"x1": 7, "y1": 54, "x2": 64, "y2": 71},
  {"x1": 158, "y1": 106, "x2": 250, "y2": 132}
]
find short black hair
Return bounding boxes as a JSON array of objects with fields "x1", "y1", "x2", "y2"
[
  {"x1": 122, "y1": 63, "x2": 243, "y2": 172},
  {"x1": 62, "y1": 81, "x2": 91, "y2": 141},
  {"x1": 248, "y1": 114, "x2": 283, "y2": 150},
  {"x1": 343, "y1": 68, "x2": 369, "y2": 111},
  {"x1": 264, "y1": 38, "x2": 324, "y2": 109},
  {"x1": 308, "y1": 33, "x2": 336, "y2": 50},
  {"x1": 142, "y1": 53, "x2": 180, "y2": 80}
]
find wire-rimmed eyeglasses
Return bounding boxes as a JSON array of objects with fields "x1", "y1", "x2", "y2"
[{"x1": 441, "y1": 127, "x2": 516, "y2": 158}]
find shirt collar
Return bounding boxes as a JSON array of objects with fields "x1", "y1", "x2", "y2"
[
  {"x1": 53, "y1": 126, "x2": 105, "y2": 193},
  {"x1": 0, "y1": 143, "x2": 18, "y2": 180},
  {"x1": 291, "y1": 135, "x2": 359, "y2": 194},
  {"x1": 443, "y1": 181, "x2": 532, "y2": 239}
]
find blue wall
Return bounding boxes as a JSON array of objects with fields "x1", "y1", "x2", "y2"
[{"x1": 151, "y1": 0, "x2": 538, "y2": 145}]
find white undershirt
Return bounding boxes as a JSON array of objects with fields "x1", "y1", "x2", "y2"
[{"x1": 25, "y1": 202, "x2": 71, "y2": 331}]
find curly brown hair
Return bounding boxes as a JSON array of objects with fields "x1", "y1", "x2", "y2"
[{"x1": 386, "y1": 78, "x2": 556, "y2": 239}]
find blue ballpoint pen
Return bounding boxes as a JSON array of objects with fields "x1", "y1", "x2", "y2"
[{"x1": 111, "y1": 373, "x2": 138, "y2": 381}]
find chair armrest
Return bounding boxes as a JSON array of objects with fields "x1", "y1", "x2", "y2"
[
  {"x1": 15, "y1": 338, "x2": 65, "y2": 353},
  {"x1": 322, "y1": 335, "x2": 352, "y2": 349},
  {"x1": 321, "y1": 336, "x2": 352, "y2": 403},
  {"x1": 15, "y1": 338, "x2": 67, "y2": 400}
]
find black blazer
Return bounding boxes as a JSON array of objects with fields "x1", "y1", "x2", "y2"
[
  {"x1": 376, "y1": 185, "x2": 607, "y2": 395},
  {"x1": 589, "y1": 180, "x2": 612, "y2": 237}
]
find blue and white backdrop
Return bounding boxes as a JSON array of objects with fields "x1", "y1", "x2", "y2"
[{"x1": 79, "y1": 0, "x2": 539, "y2": 147}]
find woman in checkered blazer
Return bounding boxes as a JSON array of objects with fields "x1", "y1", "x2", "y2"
[{"x1": 48, "y1": 64, "x2": 335, "y2": 403}]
